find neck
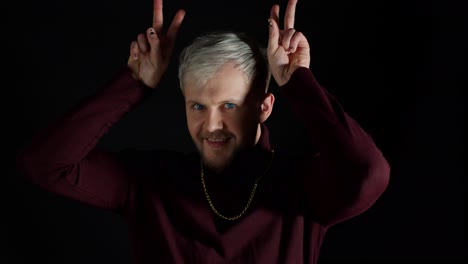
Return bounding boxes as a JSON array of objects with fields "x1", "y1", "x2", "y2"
[{"x1": 255, "y1": 123, "x2": 262, "y2": 146}]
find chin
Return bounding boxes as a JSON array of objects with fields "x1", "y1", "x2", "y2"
[
  {"x1": 201, "y1": 153, "x2": 235, "y2": 173},
  {"x1": 203, "y1": 156, "x2": 227, "y2": 169}
]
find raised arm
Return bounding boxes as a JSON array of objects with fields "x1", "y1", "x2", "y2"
[
  {"x1": 16, "y1": 0, "x2": 185, "y2": 212},
  {"x1": 267, "y1": 0, "x2": 390, "y2": 226}
]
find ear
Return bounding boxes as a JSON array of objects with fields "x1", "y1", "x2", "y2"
[{"x1": 259, "y1": 93, "x2": 275, "y2": 123}]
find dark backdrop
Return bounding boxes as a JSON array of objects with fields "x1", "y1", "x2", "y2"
[{"x1": 7, "y1": 0, "x2": 464, "y2": 263}]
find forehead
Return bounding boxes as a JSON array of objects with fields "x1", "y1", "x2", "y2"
[{"x1": 184, "y1": 63, "x2": 251, "y2": 103}]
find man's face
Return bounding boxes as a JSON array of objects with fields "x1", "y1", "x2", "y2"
[{"x1": 183, "y1": 62, "x2": 263, "y2": 172}]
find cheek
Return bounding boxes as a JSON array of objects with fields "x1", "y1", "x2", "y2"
[
  {"x1": 186, "y1": 113, "x2": 203, "y2": 137},
  {"x1": 228, "y1": 111, "x2": 257, "y2": 134}
]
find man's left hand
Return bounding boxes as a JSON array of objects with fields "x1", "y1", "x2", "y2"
[{"x1": 267, "y1": 0, "x2": 310, "y2": 87}]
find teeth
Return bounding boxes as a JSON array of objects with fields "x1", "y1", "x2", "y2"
[{"x1": 207, "y1": 138, "x2": 227, "y2": 142}]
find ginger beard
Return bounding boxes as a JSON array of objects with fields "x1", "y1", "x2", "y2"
[
  {"x1": 197, "y1": 130, "x2": 239, "y2": 173},
  {"x1": 194, "y1": 124, "x2": 258, "y2": 174}
]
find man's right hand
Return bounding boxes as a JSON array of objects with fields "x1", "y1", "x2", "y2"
[{"x1": 127, "y1": 0, "x2": 185, "y2": 89}]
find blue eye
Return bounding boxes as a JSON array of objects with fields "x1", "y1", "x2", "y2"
[
  {"x1": 193, "y1": 103, "x2": 204, "y2": 110},
  {"x1": 225, "y1": 103, "x2": 236, "y2": 109}
]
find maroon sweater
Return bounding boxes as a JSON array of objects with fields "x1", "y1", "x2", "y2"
[{"x1": 16, "y1": 67, "x2": 390, "y2": 264}]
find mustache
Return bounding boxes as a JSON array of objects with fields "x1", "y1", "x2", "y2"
[{"x1": 202, "y1": 130, "x2": 233, "y2": 139}]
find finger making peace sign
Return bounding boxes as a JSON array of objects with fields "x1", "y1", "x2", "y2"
[
  {"x1": 127, "y1": 0, "x2": 185, "y2": 89},
  {"x1": 267, "y1": 0, "x2": 310, "y2": 87}
]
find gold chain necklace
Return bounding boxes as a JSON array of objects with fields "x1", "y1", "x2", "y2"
[{"x1": 200, "y1": 150, "x2": 275, "y2": 221}]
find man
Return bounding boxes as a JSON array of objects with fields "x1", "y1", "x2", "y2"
[{"x1": 16, "y1": 0, "x2": 390, "y2": 263}]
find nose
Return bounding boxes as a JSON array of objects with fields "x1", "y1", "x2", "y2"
[{"x1": 205, "y1": 109, "x2": 224, "y2": 133}]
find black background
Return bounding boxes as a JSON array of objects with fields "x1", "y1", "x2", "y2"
[{"x1": 7, "y1": 0, "x2": 465, "y2": 263}]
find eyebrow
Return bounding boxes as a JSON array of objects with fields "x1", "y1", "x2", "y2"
[{"x1": 185, "y1": 98, "x2": 241, "y2": 105}]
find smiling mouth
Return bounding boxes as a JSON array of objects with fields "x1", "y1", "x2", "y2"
[
  {"x1": 205, "y1": 138, "x2": 230, "y2": 148},
  {"x1": 207, "y1": 138, "x2": 228, "y2": 142}
]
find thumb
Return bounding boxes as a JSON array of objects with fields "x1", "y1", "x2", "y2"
[
  {"x1": 267, "y1": 19, "x2": 279, "y2": 53},
  {"x1": 127, "y1": 41, "x2": 140, "y2": 79}
]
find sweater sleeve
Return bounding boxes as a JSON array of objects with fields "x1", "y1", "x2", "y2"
[
  {"x1": 15, "y1": 67, "x2": 153, "y2": 211},
  {"x1": 280, "y1": 67, "x2": 390, "y2": 227}
]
